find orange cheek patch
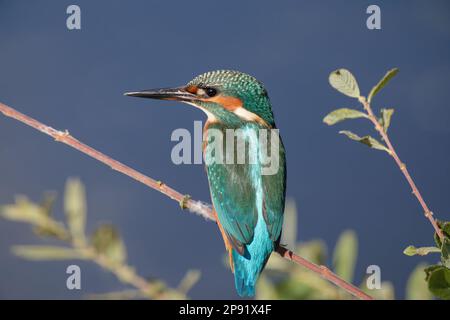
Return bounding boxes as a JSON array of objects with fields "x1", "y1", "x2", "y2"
[
  {"x1": 185, "y1": 85, "x2": 198, "y2": 94},
  {"x1": 204, "y1": 95, "x2": 243, "y2": 111}
]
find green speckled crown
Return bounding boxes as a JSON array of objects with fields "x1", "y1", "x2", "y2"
[{"x1": 188, "y1": 70, "x2": 275, "y2": 126}]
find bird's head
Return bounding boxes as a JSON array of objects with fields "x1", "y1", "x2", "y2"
[{"x1": 125, "y1": 70, "x2": 275, "y2": 127}]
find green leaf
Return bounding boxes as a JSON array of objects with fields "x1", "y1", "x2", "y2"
[
  {"x1": 368, "y1": 68, "x2": 399, "y2": 103},
  {"x1": 12, "y1": 245, "x2": 82, "y2": 260},
  {"x1": 433, "y1": 221, "x2": 450, "y2": 268},
  {"x1": 64, "y1": 178, "x2": 87, "y2": 245},
  {"x1": 281, "y1": 199, "x2": 297, "y2": 249},
  {"x1": 332, "y1": 230, "x2": 357, "y2": 282},
  {"x1": 1, "y1": 196, "x2": 68, "y2": 239},
  {"x1": 39, "y1": 192, "x2": 56, "y2": 217},
  {"x1": 441, "y1": 239, "x2": 450, "y2": 268},
  {"x1": 425, "y1": 265, "x2": 450, "y2": 300},
  {"x1": 329, "y1": 69, "x2": 360, "y2": 98},
  {"x1": 323, "y1": 108, "x2": 368, "y2": 126},
  {"x1": 380, "y1": 108, "x2": 394, "y2": 132},
  {"x1": 177, "y1": 270, "x2": 201, "y2": 294},
  {"x1": 425, "y1": 265, "x2": 442, "y2": 279},
  {"x1": 406, "y1": 263, "x2": 433, "y2": 300},
  {"x1": 339, "y1": 130, "x2": 391, "y2": 154},
  {"x1": 33, "y1": 193, "x2": 59, "y2": 237},
  {"x1": 1, "y1": 196, "x2": 50, "y2": 224},
  {"x1": 434, "y1": 220, "x2": 450, "y2": 248},
  {"x1": 91, "y1": 224, "x2": 127, "y2": 264},
  {"x1": 296, "y1": 240, "x2": 327, "y2": 265},
  {"x1": 403, "y1": 245, "x2": 440, "y2": 256}
]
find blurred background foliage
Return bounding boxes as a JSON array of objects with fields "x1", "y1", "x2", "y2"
[
  {"x1": 0, "y1": 178, "x2": 199, "y2": 299},
  {"x1": 255, "y1": 200, "x2": 431, "y2": 300},
  {"x1": 0, "y1": 179, "x2": 433, "y2": 300}
]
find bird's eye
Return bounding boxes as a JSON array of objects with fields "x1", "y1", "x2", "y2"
[{"x1": 205, "y1": 87, "x2": 217, "y2": 97}]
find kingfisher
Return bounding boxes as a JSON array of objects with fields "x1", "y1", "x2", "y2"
[{"x1": 125, "y1": 70, "x2": 286, "y2": 297}]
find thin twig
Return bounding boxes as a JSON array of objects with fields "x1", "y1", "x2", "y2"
[
  {"x1": 79, "y1": 246, "x2": 185, "y2": 299},
  {"x1": 0, "y1": 101, "x2": 374, "y2": 300},
  {"x1": 79, "y1": 247, "x2": 181, "y2": 299},
  {"x1": 12, "y1": 208, "x2": 185, "y2": 299},
  {"x1": 359, "y1": 98, "x2": 445, "y2": 241}
]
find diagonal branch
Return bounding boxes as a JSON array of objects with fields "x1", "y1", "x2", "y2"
[
  {"x1": 359, "y1": 98, "x2": 445, "y2": 241},
  {"x1": 0, "y1": 101, "x2": 373, "y2": 300}
]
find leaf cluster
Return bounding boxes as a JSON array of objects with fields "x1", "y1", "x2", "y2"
[
  {"x1": 0, "y1": 179, "x2": 198, "y2": 299},
  {"x1": 326, "y1": 67, "x2": 447, "y2": 300},
  {"x1": 325, "y1": 68, "x2": 398, "y2": 154}
]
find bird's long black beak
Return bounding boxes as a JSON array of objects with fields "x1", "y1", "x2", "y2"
[{"x1": 124, "y1": 87, "x2": 197, "y2": 102}]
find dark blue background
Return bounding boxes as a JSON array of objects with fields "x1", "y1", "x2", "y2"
[{"x1": 1, "y1": 0, "x2": 449, "y2": 299}]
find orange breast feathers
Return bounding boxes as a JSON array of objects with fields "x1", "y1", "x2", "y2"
[{"x1": 213, "y1": 208, "x2": 235, "y2": 272}]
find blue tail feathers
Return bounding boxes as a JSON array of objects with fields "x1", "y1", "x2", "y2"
[
  {"x1": 231, "y1": 217, "x2": 274, "y2": 297},
  {"x1": 234, "y1": 270, "x2": 256, "y2": 297}
]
